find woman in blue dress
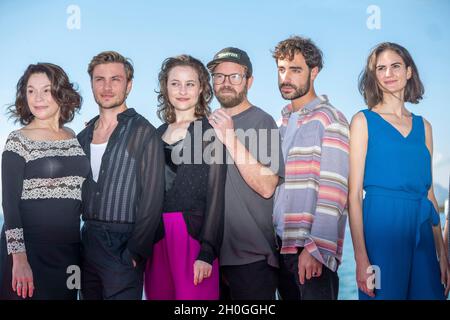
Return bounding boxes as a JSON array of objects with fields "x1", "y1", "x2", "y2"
[
  {"x1": 445, "y1": 178, "x2": 449, "y2": 269},
  {"x1": 348, "y1": 42, "x2": 449, "y2": 299}
]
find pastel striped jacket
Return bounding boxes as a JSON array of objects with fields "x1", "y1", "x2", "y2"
[{"x1": 275, "y1": 95, "x2": 349, "y2": 272}]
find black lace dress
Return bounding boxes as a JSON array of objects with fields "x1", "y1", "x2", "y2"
[{"x1": 0, "y1": 130, "x2": 90, "y2": 300}]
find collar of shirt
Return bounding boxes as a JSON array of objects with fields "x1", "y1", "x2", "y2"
[
  {"x1": 281, "y1": 95, "x2": 329, "y2": 125},
  {"x1": 85, "y1": 108, "x2": 137, "y2": 139},
  {"x1": 86, "y1": 108, "x2": 137, "y2": 127}
]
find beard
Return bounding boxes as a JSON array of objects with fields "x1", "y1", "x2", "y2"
[
  {"x1": 95, "y1": 90, "x2": 128, "y2": 110},
  {"x1": 215, "y1": 85, "x2": 248, "y2": 109},
  {"x1": 279, "y1": 72, "x2": 311, "y2": 101}
]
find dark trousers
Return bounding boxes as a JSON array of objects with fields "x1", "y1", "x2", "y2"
[
  {"x1": 220, "y1": 259, "x2": 278, "y2": 300},
  {"x1": 80, "y1": 221, "x2": 144, "y2": 300},
  {"x1": 277, "y1": 236, "x2": 339, "y2": 300}
]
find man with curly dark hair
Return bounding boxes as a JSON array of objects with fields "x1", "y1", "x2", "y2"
[{"x1": 272, "y1": 36, "x2": 349, "y2": 300}]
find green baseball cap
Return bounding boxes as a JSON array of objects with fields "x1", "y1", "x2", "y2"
[{"x1": 207, "y1": 47, "x2": 253, "y2": 76}]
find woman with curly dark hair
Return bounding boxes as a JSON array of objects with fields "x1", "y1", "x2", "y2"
[
  {"x1": 0, "y1": 63, "x2": 90, "y2": 300},
  {"x1": 144, "y1": 55, "x2": 226, "y2": 300}
]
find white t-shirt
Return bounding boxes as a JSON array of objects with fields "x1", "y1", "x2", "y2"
[{"x1": 90, "y1": 142, "x2": 107, "y2": 183}]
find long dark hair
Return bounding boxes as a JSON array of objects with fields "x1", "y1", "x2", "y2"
[
  {"x1": 8, "y1": 63, "x2": 82, "y2": 126},
  {"x1": 358, "y1": 42, "x2": 424, "y2": 108}
]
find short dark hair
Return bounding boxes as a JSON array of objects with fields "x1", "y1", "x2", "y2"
[
  {"x1": 88, "y1": 51, "x2": 134, "y2": 82},
  {"x1": 157, "y1": 55, "x2": 212, "y2": 124},
  {"x1": 358, "y1": 42, "x2": 424, "y2": 108},
  {"x1": 8, "y1": 63, "x2": 82, "y2": 127},
  {"x1": 272, "y1": 36, "x2": 323, "y2": 71}
]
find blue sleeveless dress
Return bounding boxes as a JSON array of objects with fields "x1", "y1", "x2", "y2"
[{"x1": 359, "y1": 109, "x2": 445, "y2": 300}]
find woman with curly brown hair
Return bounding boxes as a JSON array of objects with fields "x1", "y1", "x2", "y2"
[
  {"x1": 144, "y1": 55, "x2": 226, "y2": 300},
  {"x1": 0, "y1": 63, "x2": 90, "y2": 300}
]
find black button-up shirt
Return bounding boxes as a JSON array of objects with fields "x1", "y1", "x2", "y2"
[{"x1": 77, "y1": 108, "x2": 165, "y2": 260}]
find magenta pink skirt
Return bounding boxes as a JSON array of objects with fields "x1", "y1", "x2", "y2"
[{"x1": 144, "y1": 212, "x2": 219, "y2": 300}]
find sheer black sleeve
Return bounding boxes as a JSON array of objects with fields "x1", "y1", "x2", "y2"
[
  {"x1": 2, "y1": 134, "x2": 26, "y2": 255},
  {"x1": 196, "y1": 132, "x2": 227, "y2": 264},
  {"x1": 127, "y1": 129, "x2": 165, "y2": 262}
]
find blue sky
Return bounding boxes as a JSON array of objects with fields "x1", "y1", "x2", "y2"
[{"x1": 0, "y1": 0, "x2": 449, "y2": 194}]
